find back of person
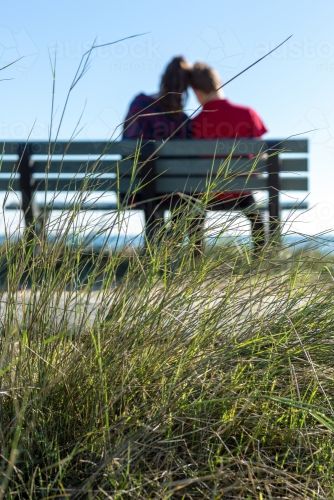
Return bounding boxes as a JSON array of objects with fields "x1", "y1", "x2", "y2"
[
  {"x1": 122, "y1": 56, "x2": 192, "y2": 245},
  {"x1": 189, "y1": 62, "x2": 267, "y2": 253},
  {"x1": 123, "y1": 92, "x2": 191, "y2": 140},
  {"x1": 123, "y1": 56, "x2": 192, "y2": 140},
  {"x1": 190, "y1": 62, "x2": 267, "y2": 139},
  {"x1": 191, "y1": 98, "x2": 267, "y2": 139}
]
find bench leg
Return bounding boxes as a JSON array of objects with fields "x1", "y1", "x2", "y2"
[
  {"x1": 246, "y1": 210, "x2": 266, "y2": 254},
  {"x1": 18, "y1": 144, "x2": 35, "y2": 243},
  {"x1": 267, "y1": 152, "x2": 281, "y2": 244}
]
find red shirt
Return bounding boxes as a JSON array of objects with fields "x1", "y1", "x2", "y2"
[
  {"x1": 192, "y1": 98, "x2": 267, "y2": 139},
  {"x1": 191, "y1": 99, "x2": 267, "y2": 200}
]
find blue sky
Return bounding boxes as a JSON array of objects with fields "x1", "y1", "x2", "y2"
[{"x1": 0, "y1": 0, "x2": 333, "y2": 235}]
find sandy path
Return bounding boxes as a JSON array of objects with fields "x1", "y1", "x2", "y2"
[{"x1": 0, "y1": 290, "x2": 111, "y2": 331}]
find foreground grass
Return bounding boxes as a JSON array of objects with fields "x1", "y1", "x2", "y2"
[{"x1": 0, "y1": 220, "x2": 334, "y2": 499}]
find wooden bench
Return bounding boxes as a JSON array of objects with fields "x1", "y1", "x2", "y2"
[{"x1": 0, "y1": 138, "x2": 309, "y2": 244}]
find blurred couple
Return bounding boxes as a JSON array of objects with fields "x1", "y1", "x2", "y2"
[{"x1": 122, "y1": 56, "x2": 268, "y2": 253}]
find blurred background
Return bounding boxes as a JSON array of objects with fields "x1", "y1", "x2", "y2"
[{"x1": 0, "y1": 0, "x2": 333, "y2": 244}]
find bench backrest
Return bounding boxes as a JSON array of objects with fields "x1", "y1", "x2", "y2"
[{"x1": 0, "y1": 139, "x2": 309, "y2": 230}]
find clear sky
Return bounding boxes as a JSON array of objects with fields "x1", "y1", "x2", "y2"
[{"x1": 0, "y1": 0, "x2": 333, "y2": 236}]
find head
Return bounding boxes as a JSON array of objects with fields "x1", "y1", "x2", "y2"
[
  {"x1": 190, "y1": 62, "x2": 223, "y2": 105},
  {"x1": 159, "y1": 56, "x2": 191, "y2": 112}
]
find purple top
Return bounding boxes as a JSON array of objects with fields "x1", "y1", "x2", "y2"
[{"x1": 122, "y1": 93, "x2": 191, "y2": 140}]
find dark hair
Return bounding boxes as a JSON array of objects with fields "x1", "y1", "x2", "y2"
[
  {"x1": 159, "y1": 56, "x2": 191, "y2": 112},
  {"x1": 189, "y1": 62, "x2": 221, "y2": 94}
]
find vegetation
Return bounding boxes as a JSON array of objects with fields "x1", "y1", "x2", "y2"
[{"x1": 0, "y1": 204, "x2": 334, "y2": 498}]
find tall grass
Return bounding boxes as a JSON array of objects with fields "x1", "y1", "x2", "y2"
[
  {"x1": 0, "y1": 189, "x2": 334, "y2": 498},
  {"x1": 1, "y1": 40, "x2": 333, "y2": 499}
]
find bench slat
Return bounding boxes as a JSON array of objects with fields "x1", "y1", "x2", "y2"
[
  {"x1": 32, "y1": 159, "x2": 130, "y2": 174},
  {"x1": 40, "y1": 201, "x2": 118, "y2": 211},
  {"x1": 0, "y1": 178, "x2": 20, "y2": 191},
  {"x1": 154, "y1": 177, "x2": 308, "y2": 193},
  {"x1": 5, "y1": 200, "x2": 309, "y2": 212},
  {"x1": 28, "y1": 141, "x2": 139, "y2": 156},
  {"x1": 156, "y1": 158, "x2": 308, "y2": 174},
  {"x1": 31, "y1": 158, "x2": 264, "y2": 175},
  {"x1": 0, "y1": 161, "x2": 19, "y2": 174},
  {"x1": 280, "y1": 201, "x2": 309, "y2": 210},
  {"x1": 0, "y1": 172, "x2": 309, "y2": 194},
  {"x1": 159, "y1": 139, "x2": 308, "y2": 155},
  {"x1": 0, "y1": 138, "x2": 308, "y2": 156},
  {"x1": 30, "y1": 175, "x2": 308, "y2": 194},
  {"x1": 29, "y1": 157, "x2": 308, "y2": 176},
  {"x1": 33, "y1": 177, "x2": 133, "y2": 193},
  {"x1": 266, "y1": 139, "x2": 308, "y2": 153},
  {"x1": 156, "y1": 158, "x2": 264, "y2": 175},
  {"x1": 54, "y1": 200, "x2": 308, "y2": 212},
  {"x1": 0, "y1": 142, "x2": 22, "y2": 154},
  {"x1": 280, "y1": 158, "x2": 308, "y2": 172},
  {"x1": 0, "y1": 177, "x2": 308, "y2": 193}
]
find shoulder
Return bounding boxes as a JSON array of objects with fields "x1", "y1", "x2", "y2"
[
  {"x1": 227, "y1": 100, "x2": 262, "y2": 119},
  {"x1": 243, "y1": 106, "x2": 268, "y2": 136},
  {"x1": 224, "y1": 100, "x2": 254, "y2": 114},
  {"x1": 128, "y1": 93, "x2": 155, "y2": 112}
]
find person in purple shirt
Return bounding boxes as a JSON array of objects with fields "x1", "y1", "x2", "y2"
[
  {"x1": 123, "y1": 56, "x2": 192, "y2": 140},
  {"x1": 122, "y1": 56, "x2": 192, "y2": 245}
]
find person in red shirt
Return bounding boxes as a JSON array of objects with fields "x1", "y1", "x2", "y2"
[{"x1": 189, "y1": 62, "x2": 267, "y2": 253}]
